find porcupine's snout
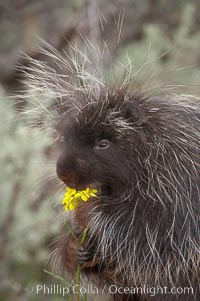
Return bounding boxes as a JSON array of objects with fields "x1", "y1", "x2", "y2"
[{"x1": 56, "y1": 153, "x2": 92, "y2": 190}]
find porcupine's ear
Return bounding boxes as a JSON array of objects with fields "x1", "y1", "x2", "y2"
[
  {"x1": 121, "y1": 98, "x2": 147, "y2": 126},
  {"x1": 120, "y1": 98, "x2": 149, "y2": 146}
]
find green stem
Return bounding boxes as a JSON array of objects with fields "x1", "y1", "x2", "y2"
[
  {"x1": 76, "y1": 228, "x2": 88, "y2": 301},
  {"x1": 83, "y1": 292, "x2": 87, "y2": 301},
  {"x1": 43, "y1": 269, "x2": 72, "y2": 288},
  {"x1": 80, "y1": 228, "x2": 88, "y2": 246},
  {"x1": 66, "y1": 223, "x2": 79, "y2": 242}
]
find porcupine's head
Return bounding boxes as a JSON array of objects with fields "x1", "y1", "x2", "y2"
[
  {"x1": 22, "y1": 42, "x2": 200, "y2": 291},
  {"x1": 56, "y1": 89, "x2": 148, "y2": 199}
]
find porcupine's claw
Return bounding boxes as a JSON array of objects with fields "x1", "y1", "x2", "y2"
[
  {"x1": 77, "y1": 248, "x2": 94, "y2": 263},
  {"x1": 77, "y1": 247, "x2": 99, "y2": 268}
]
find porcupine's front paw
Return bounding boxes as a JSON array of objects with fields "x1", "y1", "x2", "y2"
[
  {"x1": 63, "y1": 233, "x2": 99, "y2": 276},
  {"x1": 62, "y1": 233, "x2": 80, "y2": 274}
]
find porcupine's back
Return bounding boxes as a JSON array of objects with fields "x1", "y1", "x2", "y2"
[{"x1": 21, "y1": 42, "x2": 200, "y2": 300}]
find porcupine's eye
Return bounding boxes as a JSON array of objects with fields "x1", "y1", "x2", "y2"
[{"x1": 95, "y1": 139, "x2": 110, "y2": 149}]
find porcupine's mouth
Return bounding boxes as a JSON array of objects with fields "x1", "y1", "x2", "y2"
[
  {"x1": 90, "y1": 183, "x2": 113, "y2": 197},
  {"x1": 58, "y1": 174, "x2": 113, "y2": 197},
  {"x1": 76, "y1": 182, "x2": 113, "y2": 198}
]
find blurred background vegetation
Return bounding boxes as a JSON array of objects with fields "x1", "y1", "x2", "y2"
[{"x1": 0, "y1": 0, "x2": 200, "y2": 300}]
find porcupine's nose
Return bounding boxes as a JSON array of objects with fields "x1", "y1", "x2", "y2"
[{"x1": 56, "y1": 154, "x2": 90, "y2": 189}]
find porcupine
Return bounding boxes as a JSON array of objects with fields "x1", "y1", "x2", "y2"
[{"x1": 23, "y1": 42, "x2": 200, "y2": 301}]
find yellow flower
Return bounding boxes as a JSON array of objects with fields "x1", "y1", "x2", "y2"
[{"x1": 61, "y1": 187, "x2": 98, "y2": 212}]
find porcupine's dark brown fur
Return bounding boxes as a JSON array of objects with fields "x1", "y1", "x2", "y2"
[{"x1": 23, "y1": 42, "x2": 200, "y2": 301}]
